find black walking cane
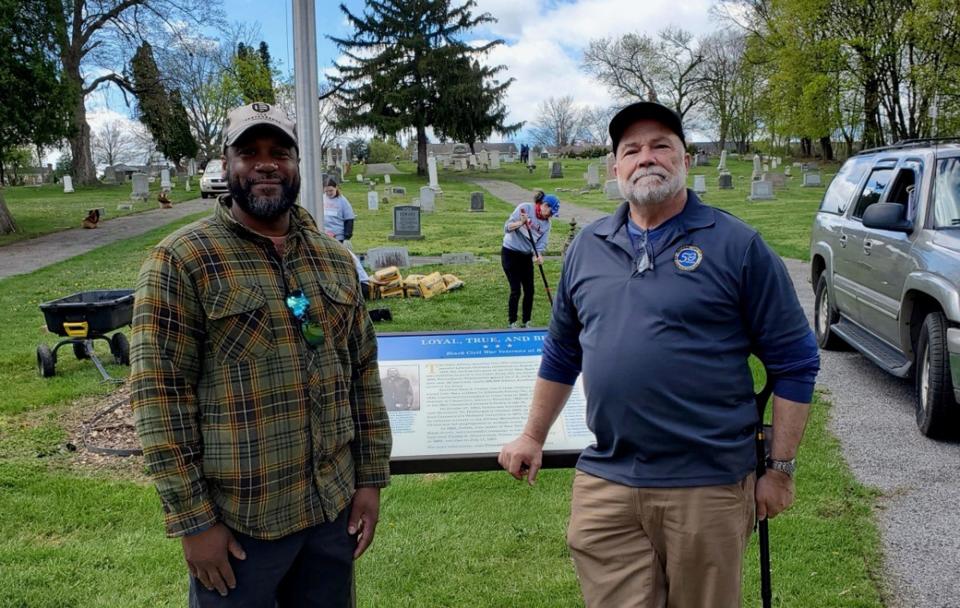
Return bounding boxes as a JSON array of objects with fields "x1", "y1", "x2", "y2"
[
  {"x1": 755, "y1": 376, "x2": 774, "y2": 608},
  {"x1": 522, "y1": 224, "x2": 553, "y2": 306}
]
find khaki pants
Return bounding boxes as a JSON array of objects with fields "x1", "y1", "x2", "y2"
[{"x1": 567, "y1": 470, "x2": 756, "y2": 608}]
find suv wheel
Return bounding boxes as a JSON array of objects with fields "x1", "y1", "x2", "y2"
[
  {"x1": 814, "y1": 275, "x2": 846, "y2": 350},
  {"x1": 915, "y1": 311, "x2": 958, "y2": 438}
]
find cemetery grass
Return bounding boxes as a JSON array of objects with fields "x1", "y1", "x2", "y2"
[
  {"x1": 0, "y1": 181, "x2": 200, "y2": 246},
  {"x1": 0, "y1": 184, "x2": 884, "y2": 606},
  {"x1": 492, "y1": 157, "x2": 838, "y2": 260}
]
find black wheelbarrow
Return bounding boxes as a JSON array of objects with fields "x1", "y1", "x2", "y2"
[{"x1": 37, "y1": 289, "x2": 134, "y2": 382}]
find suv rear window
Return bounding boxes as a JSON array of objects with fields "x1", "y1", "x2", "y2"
[
  {"x1": 820, "y1": 156, "x2": 873, "y2": 215},
  {"x1": 934, "y1": 158, "x2": 960, "y2": 228}
]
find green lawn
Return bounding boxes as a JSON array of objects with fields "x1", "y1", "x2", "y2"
[
  {"x1": 476, "y1": 156, "x2": 838, "y2": 260},
  {"x1": 0, "y1": 160, "x2": 885, "y2": 607},
  {"x1": 0, "y1": 180, "x2": 201, "y2": 246}
]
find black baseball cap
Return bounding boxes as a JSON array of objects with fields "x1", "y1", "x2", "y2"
[{"x1": 609, "y1": 101, "x2": 685, "y2": 153}]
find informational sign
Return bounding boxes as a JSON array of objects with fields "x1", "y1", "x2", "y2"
[{"x1": 378, "y1": 329, "x2": 594, "y2": 474}]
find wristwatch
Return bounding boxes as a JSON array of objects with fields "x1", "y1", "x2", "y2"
[{"x1": 766, "y1": 458, "x2": 796, "y2": 477}]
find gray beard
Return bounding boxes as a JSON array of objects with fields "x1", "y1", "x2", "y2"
[{"x1": 618, "y1": 166, "x2": 686, "y2": 207}]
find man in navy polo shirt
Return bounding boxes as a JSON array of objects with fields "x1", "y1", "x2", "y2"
[{"x1": 499, "y1": 101, "x2": 819, "y2": 608}]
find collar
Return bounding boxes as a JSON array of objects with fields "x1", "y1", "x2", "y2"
[
  {"x1": 593, "y1": 189, "x2": 716, "y2": 256},
  {"x1": 216, "y1": 195, "x2": 320, "y2": 243}
]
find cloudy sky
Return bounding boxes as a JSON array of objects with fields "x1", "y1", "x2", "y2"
[{"x1": 85, "y1": 0, "x2": 726, "y2": 153}]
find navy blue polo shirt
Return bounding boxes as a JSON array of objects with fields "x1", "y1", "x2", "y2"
[{"x1": 540, "y1": 191, "x2": 819, "y2": 488}]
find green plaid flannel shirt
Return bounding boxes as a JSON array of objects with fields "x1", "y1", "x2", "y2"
[{"x1": 130, "y1": 199, "x2": 392, "y2": 539}]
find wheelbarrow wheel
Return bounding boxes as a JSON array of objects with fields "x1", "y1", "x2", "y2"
[
  {"x1": 73, "y1": 341, "x2": 90, "y2": 360},
  {"x1": 37, "y1": 344, "x2": 56, "y2": 377},
  {"x1": 110, "y1": 333, "x2": 130, "y2": 365}
]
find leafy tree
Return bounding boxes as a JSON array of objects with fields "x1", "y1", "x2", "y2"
[
  {"x1": 330, "y1": 0, "x2": 507, "y2": 176},
  {"x1": 0, "y1": 0, "x2": 72, "y2": 231},
  {"x1": 131, "y1": 42, "x2": 199, "y2": 168},
  {"x1": 433, "y1": 57, "x2": 521, "y2": 152},
  {"x1": 51, "y1": 0, "x2": 221, "y2": 185},
  {"x1": 368, "y1": 137, "x2": 404, "y2": 163}
]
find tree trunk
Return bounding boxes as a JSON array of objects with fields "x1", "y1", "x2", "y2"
[
  {"x1": 863, "y1": 78, "x2": 884, "y2": 149},
  {"x1": 0, "y1": 188, "x2": 18, "y2": 234},
  {"x1": 819, "y1": 136, "x2": 834, "y2": 161},
  {"x1": 416, "y1": 123, "x2": 427, "y2": 177},
  {"x1": 69, "y1": 92, "x2": 97, "y2": 185}
]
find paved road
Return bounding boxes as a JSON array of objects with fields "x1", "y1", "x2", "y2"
[
  {"x1": 0, "y1": 198, "x2": 211, "y2": 280},
  {"x1": 784, "y1": 258, "x2": 960, "y2": 608}
]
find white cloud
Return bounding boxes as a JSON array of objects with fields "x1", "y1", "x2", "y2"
[{"x1": 469, "y1": 0, "x2": 718, "y2": 141}]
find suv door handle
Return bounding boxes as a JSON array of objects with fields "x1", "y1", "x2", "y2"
[
  {"x1": 839, "y1": 234, "x2": 848, "y2": 247},
  {"x1": 863, "y1": 239, "x2": 873, "y2": 255}
]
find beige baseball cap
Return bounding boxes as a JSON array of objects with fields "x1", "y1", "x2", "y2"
[{"x1": 222, "y1": 102, "x2": 298, "y2": 151}]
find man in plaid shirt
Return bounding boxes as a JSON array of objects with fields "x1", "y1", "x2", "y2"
[{"x1": 131, "y1": 102, "x2": 392, "y2": 607}]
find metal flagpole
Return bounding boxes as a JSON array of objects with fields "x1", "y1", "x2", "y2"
[{"x1": 292, "y1": 0, "x2": 322, "y2": 221}]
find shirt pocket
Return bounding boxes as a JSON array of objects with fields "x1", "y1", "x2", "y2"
[
  {"x1": 316, "y1": 281, "x2": 359, "y2": 344},
  {"x1": 203, "y1": 284, "x2": 276, "y2": 363}
]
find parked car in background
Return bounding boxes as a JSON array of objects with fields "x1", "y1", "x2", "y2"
[
  {"x1": 200, "y1": 159, "x2": 228, "y2": 198},
  {"x1": 810, "y1": 140, "x2": 960, "y2": 437}
]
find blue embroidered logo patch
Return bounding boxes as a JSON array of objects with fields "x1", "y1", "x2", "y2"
[{"x1": 674, "y1": 245, "x2": 703, "y2": 271}]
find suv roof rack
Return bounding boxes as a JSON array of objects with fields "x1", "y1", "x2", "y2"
[{"x1": 857, "y1": 137, "x2": 960, "y2": 156}]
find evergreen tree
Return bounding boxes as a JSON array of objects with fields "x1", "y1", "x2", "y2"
[
  {"x1": 330, "y1": 0, "x2": 510, "y2": 176},
  {"x1": 131, "y1": 42, "x2": 199, "y2": 168},
  {"x1": 231, "y1": 41, "x2": 275, "y2": 104},
  {"x1": 433, "y1": 57, "x2": 521, "y2": 152}
]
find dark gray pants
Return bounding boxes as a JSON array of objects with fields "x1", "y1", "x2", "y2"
[{"x1": 189, "y1": 510, "x2": 356, "y2": 608}]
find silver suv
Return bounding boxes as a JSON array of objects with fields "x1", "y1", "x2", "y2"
[{"x1": 810, "y1": 141, "x2": 960, "y2": 437}]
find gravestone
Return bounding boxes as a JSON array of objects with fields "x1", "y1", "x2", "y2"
[
  {"x1": 762, "y1": 163, "x2": 769, "y2": 173},
  {"x1": 454, "y1": 157, "x2": 467, "y2": 171},
  {"x1": 132, "y1": 173, "x2": 149, "y2": 200},
  {"x1": 389, "y1": 205, "x2": 424, "y2": 240},
  {"x1": 784, "y1": 166, "x2": 792, "y2": 177},
  {"x1": 695, "y1": 151, "x2": 709, "y2": 167},
  {"x1": 468, "y1": 154, "x2": 478, "y2": 168},
  {"x1": 585, "y1": 164, "x2": 601, "y2": 188},
  {"x1": 384, "y1": 174, "x2": 391, "y2": 185},
  {"x1": 540, "y1": 151, "x2": 549, "y2": 159},
  {"x1": 604, "y1": 179, "x2": 621, "y2": 200},
  {"x1": 184, "y1": 177, "x2": 191, "y2": 191},
  {"x1": 441, "y1": 252, "x2": 477, "y2": 265},
  {"x1": 763, "y1": 172, "x2": 787, "y2": 189},
  {"x1": 427, "y1": 156, "x2": 441, "y2": 192},
  {"x1": 391, "y1": 186, "x2": 407, "y2": 195},
  {"x1": 420, "y1": 186, "x2": 436, "y2": 212},
  {"x1": 605, "y1": 152, "x2": 616, "y2": 178},
  {"x1": 718, "y1": 173, "x2": 734, "y2": 189},
  {"x1": 62, "y1": 176, "x2": 74, "y2": 193},
  {"x1": 367, "y1": 246, "x2": 411, "y2": 269},
  {"x1": 478, "y1": 149, "x2": 490, "y2": 168},
  {"x1": 326, "y1": 147, "x2": 334, "y2": 168},
  {"x1": 802, "y1": 172, "x2": 823, "y2": 187},
  {"x1": 489, "y1": 152, "x2": 500, "y2": 170},
  {"x1": 188, "y1": 159, "x2": 197, "y2": 176},
  {"x1": 160, "y1": 169, "x2": 172, "y2": 191},
  {"x1": 550, "y1": 161, "x2": 563, "y2": 179},
  {"x1": 470, "y1": 191, "x2": 484, "y2": 212},
  {"x1": 717, "y1": 150, "x2": 728, "y2": 172},
  {"x1": 693, "y1": 174, "x2": 707, "y2": 194},
  {"x1": 356, "y1": 173, "x2": 364, "y2": 183},
  {"x1": 748, "y1": 180, "x2": 775, "y2": 201},
  {"x1": 341, "y1": 144, "x2": 348, "y2": 168},
  {"x1": 752, "y1": 154, "x2": 762, "y2": 181},
  {"x1": 368, "y1": 191, "x2": 379, "y2": 210},
  {"x1": 528, "y1": 152, "x2": 537, "y2": 168}
]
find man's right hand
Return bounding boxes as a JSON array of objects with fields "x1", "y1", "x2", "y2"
[
  {"x1": 182, "y1": 523, "x2": 246, "y2": 597},
  {"x1": 498, "y1": 433, "x2": 544, "y2": 485}
]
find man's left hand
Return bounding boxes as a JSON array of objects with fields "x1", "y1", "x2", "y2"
[
  {"x1": 755, "y1": 470, "x2": 794, "y2": 520},
  {"x1": 348, "y1": 487, "x2": 381, "y2": 559}
]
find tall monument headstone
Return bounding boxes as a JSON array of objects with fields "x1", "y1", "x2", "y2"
[{"x1": 427, "y1": 156, "x2": 441, "y2": 192}]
